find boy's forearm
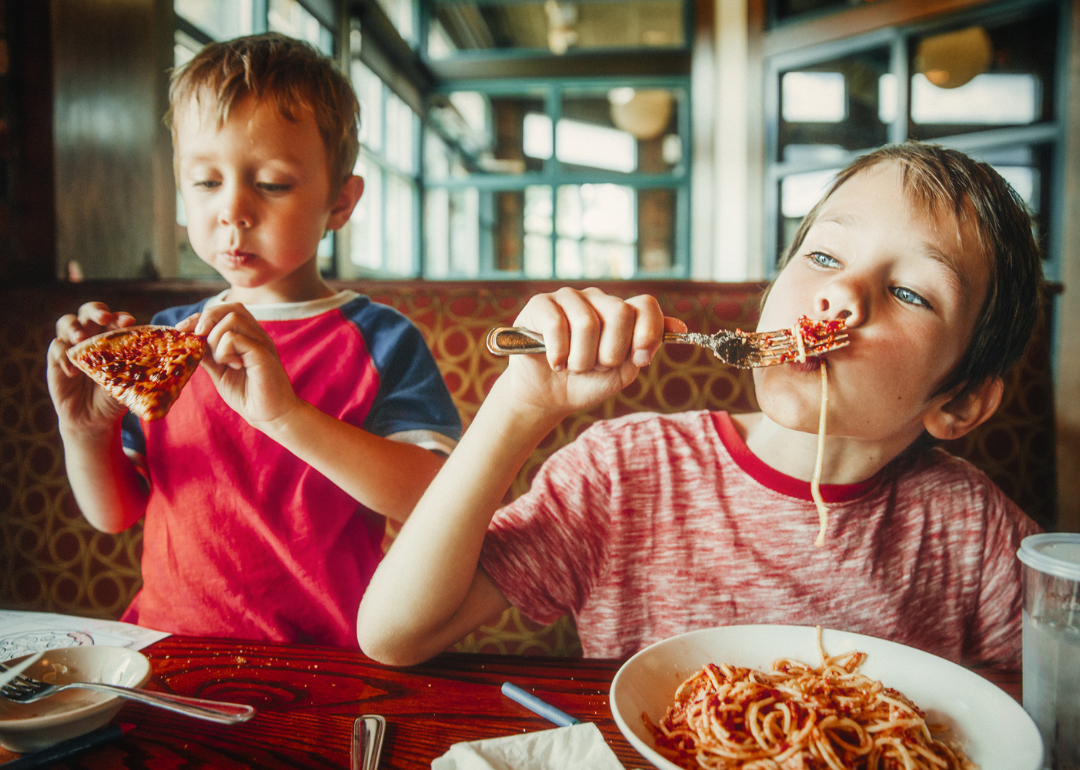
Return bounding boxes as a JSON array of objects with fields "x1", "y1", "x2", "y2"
[
  {"x1": 59, "y1": 423, "x2": 147, "y2": 533},
  {"x1": 258, "y1": 401, "x2": 448, "y2": 522},
  {"x1": 358, "y1": 381, "x2": 562, "y2": 663}
]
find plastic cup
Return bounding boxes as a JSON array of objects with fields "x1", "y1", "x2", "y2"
[{"x1": 1018, "y1": 532, "x2": 1080, "y2": 770}]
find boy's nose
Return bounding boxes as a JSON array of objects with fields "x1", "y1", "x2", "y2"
[
  {"x1": 814, "y1": 278, "x2": 865, "y2": 328},
  {"x1": 219, "y1": 188, "x2": 255, "y2": 229}
]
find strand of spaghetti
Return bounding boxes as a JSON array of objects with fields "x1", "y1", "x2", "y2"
[{"x1": 812, "y1": 359, "x2": 829, "y2": 546}]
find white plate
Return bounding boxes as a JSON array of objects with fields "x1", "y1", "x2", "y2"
[
  {"x1": 0, "y1": 646, "x2": 151, "y2": 753},
  {"x1": 610, "y1": 624, "x2": 1043, "y2": 770}
]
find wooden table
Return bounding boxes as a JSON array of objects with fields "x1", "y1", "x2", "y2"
[{"x1": 0, "y1": 636, "x2": 1022, "y2": 769}]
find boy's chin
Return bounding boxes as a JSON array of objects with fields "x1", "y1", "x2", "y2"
[{"x1": 756, "y1": 398, "x2": 825, "y2": 436}]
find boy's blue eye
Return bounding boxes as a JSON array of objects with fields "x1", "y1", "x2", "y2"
[
  {"x1": 809, "y1": 251, "x2": 841, "y2": 269},
  {"x1": 893, "y1": 286, "x2": 932, "y2": 309},
  {"x1": 258, "y1": 183, "x2": 290, "y2": 193}
]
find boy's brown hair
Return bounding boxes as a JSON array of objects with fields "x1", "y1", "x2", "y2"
[
  {"x1": 168, "y1": 32, "x2": 360, "y2": 195},
  {"x1": 779, "y1": 141, "x2": 1043, "y2": 401}
]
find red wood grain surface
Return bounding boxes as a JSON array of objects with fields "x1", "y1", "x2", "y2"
[{"x1": 0, "y1": 636, "x2": 1022, "y2": 769}]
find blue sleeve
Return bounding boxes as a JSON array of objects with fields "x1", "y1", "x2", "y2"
[
  {"x1": 120, "y1": 299, "x2": 212, "y2": 455},
  {"x1": 342, "y1": 297, "x2": 463, "y2": 442}
]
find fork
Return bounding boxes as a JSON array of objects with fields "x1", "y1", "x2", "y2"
[
  {"x1": 0, "y1": 662, "x2": 256, "y2": 724},
  {"x1": 485, "y1": 324, "x2": 848, "y2": 368}
]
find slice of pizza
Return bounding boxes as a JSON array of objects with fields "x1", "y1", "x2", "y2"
[{"x1": 67, "y1": 325, "x2": 207, "y2": 420}]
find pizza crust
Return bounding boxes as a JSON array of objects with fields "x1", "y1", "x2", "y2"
[{"x1": 67, "y1": 325, "x2": 207, "y2": 420}]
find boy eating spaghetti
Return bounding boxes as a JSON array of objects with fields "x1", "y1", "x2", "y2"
[
  {"x1": 358, "y1": 142, "x2": 1042, "y2": 668},
  {"x1": 46, "y1": 33, "x2": 461, "y2": 646}
]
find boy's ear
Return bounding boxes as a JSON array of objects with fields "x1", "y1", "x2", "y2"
[
  {"x1": 326, "y1": 175, "x2": 365, "y2": 231},
  {"x1": 922, "y1": 375, "x2": 1004, "y2": 441}
]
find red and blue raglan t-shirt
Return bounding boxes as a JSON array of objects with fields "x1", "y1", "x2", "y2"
[{"x1": 119, "y1": 291, "x2": 461, "y2": 646}]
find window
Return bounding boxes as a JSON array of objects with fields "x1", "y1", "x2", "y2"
[
  {"x1": 417, "y1": 0, "x2": 693, "y2": 279},
  {"x1": 342, "y1": 60, "x2": 421, "y2": 277},
  {"x1": 765, "y1": 1, "x2": 1064, "y2": 280},
  {"x1": 423, "y1": 82, "x2": 689, "y2": 279}
]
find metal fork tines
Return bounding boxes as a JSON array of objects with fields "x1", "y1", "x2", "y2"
[
  {"x1": 0, "y1": 661, "x2": 256, "y2": 724},
  {"x1": 486, "y1": 326, "x2": 848, "y2": 368}
]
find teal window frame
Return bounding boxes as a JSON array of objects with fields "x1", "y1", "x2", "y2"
[{"x1": 421, "y1": 76, "x2": 692, "y2": 280}]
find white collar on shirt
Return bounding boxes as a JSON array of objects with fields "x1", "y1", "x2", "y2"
[{"x1": 203, "y1": 290, "x2": 361, "y2": 322}]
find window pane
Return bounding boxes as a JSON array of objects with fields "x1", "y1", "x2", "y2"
[
  {"x1": 908, "y1": 11, "x2": 1056, "y2": 141},
  {"x1": 386, "y1": 173, "x2": 415, "y2": 275},
  {"x1": 911, "y1": 73, "x2": 1039, "y2": 125},
  {"x1": 558, "y1": 88, "x2": 681, "y2": 174},
  {"x1": 423, "y1": 188, "x2": 481, "y2": 277},
  {"x1": 268, "y1": 0, "x2": 333, "y2": 54},
  {"x1": 385, "y1": 93, "x2": 416, "y2": 174},
  {"x1": 352, "y1": 61, "x2": 384, "y2": 154},
  {"x1": 778, "y1": 46, "x2": 891, "y2": 162},
  {"x1": 428, "y1": 91, "x2": 546, "y2": 176},
  {"x1": 556, "y1": 184, "x2": 636, "y2": 279},
  {"x1": 350, "y1": 158, "x2": 383, "y2": 270},
  {"x1": 427, "y1": 0, "x2": 685, "y2": 59},
  {"x1": 176, "y1": 0, "x2": 254, "y2": 39},
  {"x1": 524, "y1": 186, "x2": 553, "y2": 278},
  {"x1": 424, "y1": 128, "x2": 458, "y2": 182}
]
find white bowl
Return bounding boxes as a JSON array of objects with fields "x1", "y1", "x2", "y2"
[
  {"x1": 610, "y1": 624, "x2": 1043, "y2": 770},
  {"x1": 0, "y1": 646, "x2": 151, "y2": 753}
]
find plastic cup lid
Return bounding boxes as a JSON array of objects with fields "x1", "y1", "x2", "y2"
[{"x1": 1018, "y1": 533, "x2": 1080, "y2": 582}]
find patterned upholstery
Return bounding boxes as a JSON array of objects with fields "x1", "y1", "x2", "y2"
[{"x1": 0, "y1": 281, "x2": 1057, "y2": 657}]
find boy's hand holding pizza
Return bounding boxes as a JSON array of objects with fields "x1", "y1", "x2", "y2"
[
  {"x1": 176, "y1": 303, "x2": 301, "y2": 431},
  {"x1": 48, "y1": 302, "x2": 139, "y2": 431}
]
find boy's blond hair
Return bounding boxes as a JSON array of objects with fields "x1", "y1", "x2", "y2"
[
  {"x1": 779, "y1": 141, "x2": 1043, "y2": 401},
  {"x1": 168, "y1": 32, "x2": 360, "y2": 195}
]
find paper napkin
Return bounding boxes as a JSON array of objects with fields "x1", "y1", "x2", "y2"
[{"x1": 431, "y1": 722, "x2": 625, "y2": 770}]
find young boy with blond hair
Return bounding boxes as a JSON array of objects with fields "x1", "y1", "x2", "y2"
[
  {"x1": 47, "y1": 33, "x2": 461, "y2": 646},
  {"x1": 358, "y1": 142, "x2": 1042, "y2": 668}
]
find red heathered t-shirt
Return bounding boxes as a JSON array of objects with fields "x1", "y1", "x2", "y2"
[{"x1": 480, "y1": 411, "x2": 1040, "y2": 666}]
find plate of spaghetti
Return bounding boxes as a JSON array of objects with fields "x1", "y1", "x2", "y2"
[{"x1": 609, "y1": 625, "x2": 1041, "y2": 770}]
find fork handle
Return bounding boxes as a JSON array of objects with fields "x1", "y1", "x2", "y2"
[
  {"x1": 69, "y1": 682, "x2": 255, "y2": 724},
  {"x1": 486, "y1": 327, "x2": 546, "y2": 355},
  {"x1": 486, "y1": 326, "x2": 691, "y2": 356}
]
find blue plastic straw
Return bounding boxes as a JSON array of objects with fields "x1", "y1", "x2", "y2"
[{"x1": 501, "y1": 682, "x2": 580, "y2": 727}]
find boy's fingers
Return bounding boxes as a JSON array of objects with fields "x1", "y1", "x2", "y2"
[
  {"x1": 210, "y1": 329, "x2": 246, "y2": 370},
  {"x1": 623, "y1": 294, "x2": 668, "y2": 367},
  {"x1": 588, "y1": 293, "x2": 639, "y2": 371},
  {"x1": 47, "y1": 338, "x2": 79, "y2": 378},
  {"x1": 194, "y1": 304, "x2": 272, "y2": 347},
  {"x1": 72, "y1": 303, "x2": 136, "y2": 335},
  {"x1": 516, "y1": 293, "x2": 573, "y2": 372},
  {"x1": 554, "y1": 288, "x2": 605, "y2": 373},
  {"x1": 75, "y1": 302, "x2": 115, "y2": 327},
  {"x1": 175, "y1": 313, "x2": 200, "y2": 333},
  {"x1": 664, "y1": 316, "x2": 688, "y2": 334}
]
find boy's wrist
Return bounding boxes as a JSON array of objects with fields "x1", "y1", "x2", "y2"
[
  {"x1": 251, "y1": 398, "x2": 314, "y2": 443},
  {"x1": 484, "y1": 376, "x2": 570, "y2": 434},
  {"x1": 59, "y1": 419, "x2": 123, "y2": 450}
]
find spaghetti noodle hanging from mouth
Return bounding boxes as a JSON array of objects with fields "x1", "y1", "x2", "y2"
[{"x1": 812, "y1": 360, "x2": 829, "y2": 547}]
